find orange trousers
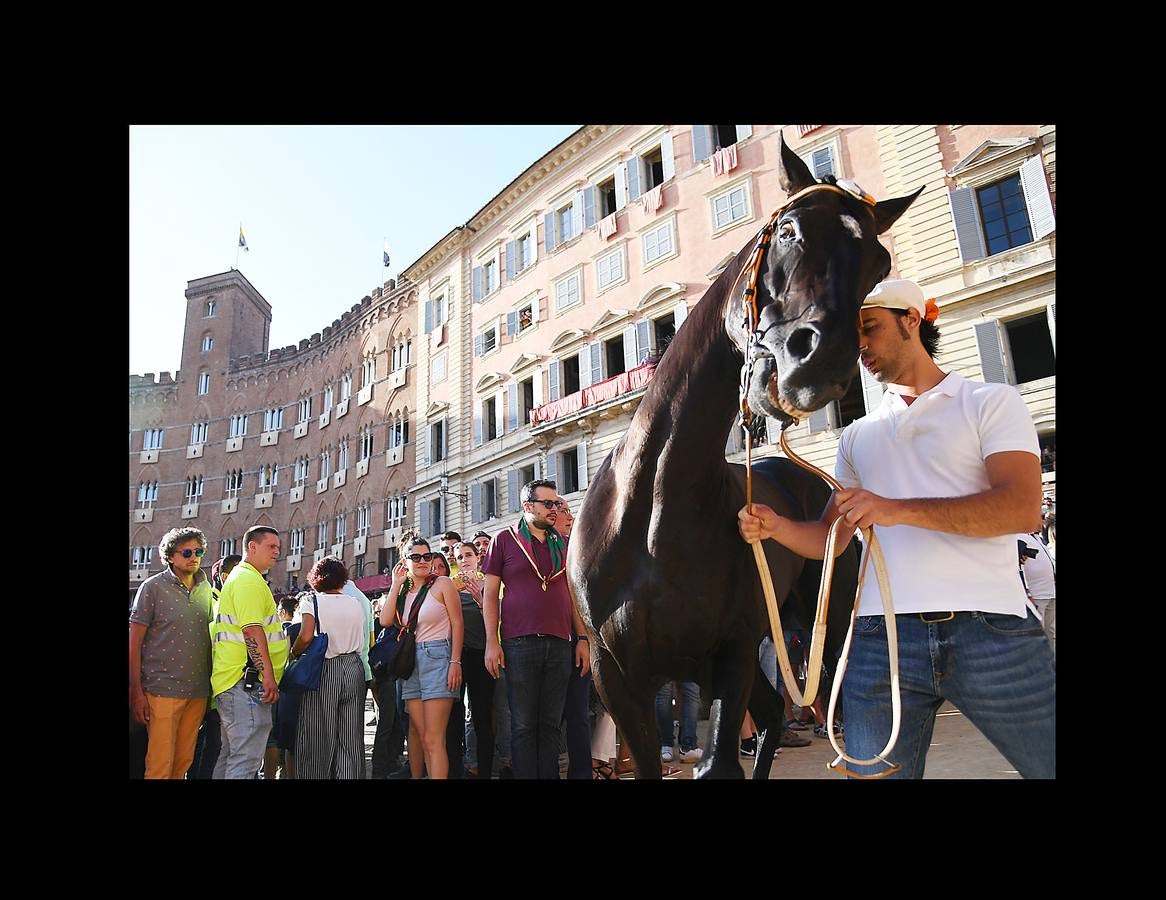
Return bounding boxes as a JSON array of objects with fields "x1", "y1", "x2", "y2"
[{"x1": 145, "y1": 695, "x2": 208, "y2": 779}]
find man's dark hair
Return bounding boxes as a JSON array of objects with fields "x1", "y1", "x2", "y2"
[
  {"x1": 404, "y1": 536, "x2": 431, "y2": 554},
  {"x1": 243, "y1": 525, "x2": 280, "y2": 549},
  {"x1": 307, "y1": 555, "x2": 348, "y2": 592},
  {"x1": 442, "y1": 531, "x2": 462, "y2": 543},
  {"x1": 890, "y1": 309, "x2": 941, "y2": 359},
  {"x1": 521, "y1": 479, "x2": 557, "y2": 504},
  {"x1": 472, "y1": 531, "x2": 490, "y2": 541}
]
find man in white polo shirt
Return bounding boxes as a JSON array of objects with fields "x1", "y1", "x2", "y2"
[{"x1": 738, "y1": 279, "x2": 1055, "y2": 778}]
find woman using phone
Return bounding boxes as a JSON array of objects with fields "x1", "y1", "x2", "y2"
[
  {"x1": 453, "y1": 541, "x2": 495, "y2": 779},
  {"x1": 380, "y1": 537, "x2": 463, "y2": 779}
]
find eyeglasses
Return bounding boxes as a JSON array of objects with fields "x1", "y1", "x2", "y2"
[
  {"x1": 179, "y1": 548, "x2": 206, "y2": 558},
  {"x1": 405, "y1": 552, "x2": 439, "y2": 562},
  {"x1": 442, "y1": 546, "x2": 457, "y2": 554},
  {"x1": 528, "y1": 499, "x2": 564, "y2": 510}
]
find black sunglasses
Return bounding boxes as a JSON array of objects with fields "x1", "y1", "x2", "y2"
[
  {"x1": 179, "y1": 548, "x2": 206, "y2": 558},
  {"x1": 528, "y1": 499, "x2": 564, "y2": 510},
  {"x1": 406, "y1": 552, "x2": 439, "y2": 562}
]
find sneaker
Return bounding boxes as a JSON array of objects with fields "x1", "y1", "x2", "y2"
[
  {"x1": 814, "y1": 723, "x2": 844, "y2": 740},
  {"x1": 779, "y1": 729, "x2": 812, "y2": 748},
  {"x1": 661, "y1": 746, "x2": 674, "y2": 763},
  {"x1": 739, "y1": 736, "x2": 757, "y2": 758},
  {"x1": 679, "y1": 747, "x2": 703, "y2": 764}
]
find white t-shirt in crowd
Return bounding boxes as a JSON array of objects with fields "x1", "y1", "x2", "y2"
[
  {"x1": 304, "y1": 589, "x2": 368, "y2": 656},
  {"x1": 836, "y1": 371, "x2": 1040, "y2": 617},
  {"x1": 1018, "y1": 533, "x2": 1056, "y2": 600}
]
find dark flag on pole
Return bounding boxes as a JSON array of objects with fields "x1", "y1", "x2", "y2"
[{"x1": 383, "y1": 239, "x2": 391, "y2": 268}]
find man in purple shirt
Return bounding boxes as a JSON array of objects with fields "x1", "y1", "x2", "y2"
[{"x1": 483, "y1": 479, "x2": 590, "y2": 779}]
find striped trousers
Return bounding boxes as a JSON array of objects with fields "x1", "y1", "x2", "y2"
[{"x1": 295, "y1": 653, "x2": 367, "y2": 779}]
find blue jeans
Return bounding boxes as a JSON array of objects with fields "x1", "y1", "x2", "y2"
[
  {"x1": 844, "y1": 611, "x2": 1056, "y2": 779},
  {"x1": 503, "y1": 635, "x2": 573, "y2": 779},
  {"x1": 562, "y1": 664, "x2": 592, "y2": 779},
  {"x1": 655, "y1": 681, "x2": 700, "y2": 751},
  {"x1": 213, "y1": 680, "x2": 274, "y2": 780}
]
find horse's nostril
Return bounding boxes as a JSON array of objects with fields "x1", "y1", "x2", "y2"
[{"x1": 785, "y1": 327, "x2": 820, "y2": 362}]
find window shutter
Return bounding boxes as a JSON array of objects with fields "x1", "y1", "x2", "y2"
[
  {"x1": 860, "y1": 366, "x2": 884, "y2": 414},
  {"x1": 627, "y1": 156, "x2": 642, "y2": 202},
  {"x1": 810, "y1": 146, "x2": 834, "y2": 178},
  {"x1": 660, "y1": 131, "x2": 675, "y2": 182},
  {"x1": 577, "y1": 442, "x2": 589, "y2": 491},
  {"x1": 473, "y1": 404, "x2": 483, "y2": 447},
  {"x1": 544, "y1": 212, "x2": 557, "y2": 253},
  {"x1": 494, "y1": 389, "x2": 505, "y2": 439},
  {"x1": 538, "y1": 295, "x2": 549, "y2": 322},
  {"x1": 474, "y1": 334, "x2": 484, "y2": 358},
  {"x1": 508, "y1": 382, "x2": 519, "y2": 432},
  {"x1": 420, "y1": 498, "x2": 430, "y2": 539},
  {"x1": 674, "y1": 300, "x2": 688, "y2": 330},
  {"x1": 439, "y1": 495, "x2": 446, "y2": 534},
  {"x1": 534, "y1": 458, "x2": 541, "y2": 481},
  {"x1": 472, "y1": 266, "x2": 483, "y2": 303},
  {"x1": 764, "y1": 417, "x2": 782, "y2": 445},
  {"x1": 623, "y1": 325, "x2": 638, "y2": 372},
  {"x1": 533, "y1": 367, "x2": 543, "y2": 409},
  {"x1": 572, "y1": 192, "x2": 584, "y2": 239},
  {"x1": 1047, "y1": 303, "x2": 1056, "y2": 354},
  {"x1": 1019, "y1": 154, "x2": 1056, "y2": 240},
  {"x1": 636, "y1": 319, "x2": 652, "y2": 359},
  {"x1": 589, "y1": 341, "x2": 603, "y2": 385},
  {"x1": 549, "y1": 359, "x2": 561, "y2": 400},
  {"x1": 505, "y1": 240, "x2": 516, "y2": 281},
  {"x1": 735, "y1": 124, "x2": 753, "y2": 142},
  {"x1": 974, "y1": 321, "x2": 1009, "y2": 383},
  {"x1": 807, "y1": 406, "x2": 832, "y2": 434},
  {"x1": 440, "y1": 417, "x2": 447, "y2": 460},
  {"x1": 508, "y1": 469, "x2": 521, "y2": 513},
  {"x1": 546, "y1": 450, "x2": 557, "y2": 486},
  {"x1": 949, "y1": 186, "x2": 988, "y2": 262},
  {"x1": 420, "y1": 423, "x2": 429, "y2": 466},
  {"x1": 692, "y1": 125, "x2": 712, "y2": 163},
  {"x1": 424, "y1": 299, "x2": 433, "y2": 333},
  {"x1": 615, "y1": 162, "x2": 628, "y2": 211},
  {"x1": 578, "y1": 348, "x2": 591, "y2": 389},
  {"x1": 471, "y1": 482, "x2": 481, "y2": 524},
  {"x1": 583, "y1": 186, "x2": 596, "y2": 229},
  {"x1": 725, "y1": 424, "x2": 742, "y2": 455},
  {"x1": 506, "y1": 310, "x2": 518, "y2": 336}
]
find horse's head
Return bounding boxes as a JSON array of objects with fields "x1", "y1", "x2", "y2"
[{"x1": 729, "y1": 132, "x2": 922, "y2": 425}]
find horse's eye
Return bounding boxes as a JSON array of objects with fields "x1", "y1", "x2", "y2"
[{"x1": 778, "y1": 221, "x2": 796, "y2": 242}]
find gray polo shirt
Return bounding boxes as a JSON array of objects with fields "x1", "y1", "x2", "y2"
[{"x1": 129, "y1": 567, "x2": 214, "y2": 698}]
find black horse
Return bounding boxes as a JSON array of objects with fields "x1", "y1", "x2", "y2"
[{"x1": 568, "y1": 133, "x2": 922, "y2": 778}]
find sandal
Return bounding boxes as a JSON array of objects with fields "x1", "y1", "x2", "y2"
[{"x1": 592, "y1": 760, "x2": 615, "y2": 780}]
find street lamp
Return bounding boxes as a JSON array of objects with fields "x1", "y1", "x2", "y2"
[{"x1": 439, "y1": 473, "x2": 469, "y2": 509}]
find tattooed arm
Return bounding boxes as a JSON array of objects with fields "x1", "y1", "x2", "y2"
[{"x1": 242, "y1": 626, "x2": 279, "y2": 704}]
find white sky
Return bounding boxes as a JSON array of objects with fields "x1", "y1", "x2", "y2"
[{"x1": 129, "y1": 124, "x2": 582, "y2": 375}]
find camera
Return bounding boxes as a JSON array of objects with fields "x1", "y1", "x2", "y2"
[
  {"x1": 1017, "y1": 540, "x2": 1039, "y2": 560},
  {"x1": 243, "y1": 665, "x2": 262, "y2": 692}
]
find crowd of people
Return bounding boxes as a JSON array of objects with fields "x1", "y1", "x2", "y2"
[{"x1": 130, "y1": 278, "x2": 1056, "y2": 780}]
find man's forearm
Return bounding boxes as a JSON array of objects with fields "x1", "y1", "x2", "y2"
[
  {"x1": 892, "y1": 488, "x2": 1040, "y2": 537},
  {"x1": 483, "y1": 582, "x2": 501, "y2": 646},
  {"x1": 242, "y1": 625, "x2": 275, "y2": 682},
  {"x1": 768, "y1": 517, "x2": 846, "y2": 561}
]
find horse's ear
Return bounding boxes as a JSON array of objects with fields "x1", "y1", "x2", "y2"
[
  {"x1": 872, "y1": 185, "x2": 924, "y2": 235},
  {"x1": 777, "y1": 131, "x2": 816, "y2": 196}
]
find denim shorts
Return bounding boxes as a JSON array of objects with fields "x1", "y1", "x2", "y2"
[{"x1": 400, "y1": 638, "x2": 459, "y2": 702}]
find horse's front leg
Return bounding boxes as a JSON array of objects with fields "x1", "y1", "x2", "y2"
[{"x1": 694, "y1": 639, "x2": 754, "y2": 779}]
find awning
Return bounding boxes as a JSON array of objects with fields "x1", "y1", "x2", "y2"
[{"x1": 354, "y1": 574, "x2": 393, "y2": 594}]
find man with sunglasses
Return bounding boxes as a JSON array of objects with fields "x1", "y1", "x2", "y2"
[
  {"x1": 129, "y1": 526, "x2": 215, "y2": 779},
  {"x1": 440, "y1": 531, "x2": 462, "y2": 577},
  {"x1": 483, "y1": 479, "x2": 590, "y2": 779}
]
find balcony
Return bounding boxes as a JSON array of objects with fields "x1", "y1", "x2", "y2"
[
  {"x1": 290, "y1": 486, "x2": 305, "y2": 503},
  {"x1": 333, "y1": 469, "x2": 347, "y2": 488},
  {"x1": 254, "y1": 491, "x2": 273, "y2": 509},
  {"x1": 133, "y1": 508, "x2": 154, "y2": 523},
  {"x1": 336, "y1": 399, "x2": 350, "y2": 419},
  {"x1": 226, "y1": 436, "x2": 244, "y2": 453},
  {"x1": 181, "y1": 502, "x2": 199, "y2": 519},
  {"x1": 186, "y1": 443, "x2": 204, "y2": 459},
  {"x1": 286, "y1": 554, "x2": 302, "y2": 573},
  {"x1": 386, "y1": 445, "x2": 404, "y2": 467},
  {"x1": 260, "y1": 430, "x2": 279, "y2": 447},
  {"x1": 529, "y1": 361, "x2": 657, "y2": 435},
  {"x1": 389, "y1": 368, "x2": 407, "y2": 390},
  {"x1": 356, "y1": 458, "x2": 370, "y2": 478},
  {"x1": 319, "y1": 410, "x2": 331, "y2": 429},
  {"x1": 358, "y1": 384, "x2": 373, "y2": 406},
  {"x1": 130, "y1": 569, "x2": 148, "y2": 583},
  {"x1": 221, "y1": 498, "x2": 238, "y2": 514},
  {"x1": 294, "y1": 421, "x2": 309, "y2": 439},
  {"x1": 316, "y1": 477, "x2": 329, "y2": 494},
  {"x1": 313, "y1": 548, "x2": 326, "y2": 565},
  {"x1": 139, "y1": 449, "x2": 158, "y2": 464},
  {"x1": 354, "y1": 535, "x2": 368, "y2": 555},
  {"x1": 331, "y1": 542, "x2": 344, "y2": 558}
]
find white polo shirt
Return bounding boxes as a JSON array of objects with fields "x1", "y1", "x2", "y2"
[{"x1": 836, "y1": 371, "x2": 1040, "y2": 617}]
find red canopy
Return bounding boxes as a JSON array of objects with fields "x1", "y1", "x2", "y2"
[{"x1": 353, "y1": 574, "x2": 393, "y2": 594}]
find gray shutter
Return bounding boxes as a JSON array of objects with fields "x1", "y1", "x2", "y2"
[
  {"x1": 764, "y1": 416, "x2": 782, "y2": 445},
  {"x1": 660, "y1": 131, "x2": 675, "y2": 182},
  {"x1": 623, "y1": 325, "x2": 637, "y2": 372},
  {"x1": 494, "y1": 390, "x2": 505, "y2": 440},
  {"x1": 674, "y1": 301, "x2": 688, "y2": 330},
  {"x1": 578, "y1": 349, "x2": 591, "y2": 389},
  {"x1": 949, "y1": 186, "x2": 988, "y2": 262},
  {"x1": 420, "y1": 497, "x2": 430, "y2": 538},
  {"x1": 974, "y1": 321, "x2": 1009, "y2": 384},
  {"x1": 439, "y1": 496, "x2": 446, "y2": 534},
  {"x1": 571, "y1": 191, "x2": 584, "y2": 239},
  {"x1": 1019, "y1": 154, "x2": 1056, "y2": 240},
  {"x1": 506, "y1": 310, "x2": 518, "y2": 336},
  {"x1": 859, "y1": 365, "x2": 884, "y2": 414},
  {"x1": 472, "y1": 266, "x2": 483, "y2": 303},
  {"x1": 577, "y1": 442, "x2": 588, "y2": 491},
  {"x1": 474, "y1": 334, "x2": 484, "y2": 358},
  {"x1": 636, "y1": 320, "x2": 652, "y2": 359},
  {"x1": 544, "y1": 212, "x2": 557, "y2": 253},
  {"x1": 583, "y1": 186, "x2": 596, "y2": 228},
  {"x1": 589, "y1": 341, "x2": 603, "y2": 385},
  {"x1": 724, "y1": 424, "x2": 742, "y2": 455},
  {"x1": 420, "y1": 423, "x2": 429, "y2": 466},
  {"x1": 505, "y1": 240, "x2": 516, "y2": 280},
  {"x1": 546, "y1": 450, "x2": 557, "y2": 487},
  {"x1": 807, "y1": 406, "x2": 832, "y2": 434},
  {"x1": 549, "y1": 359, "x2": 561, "y2": 400},
  {"x1": 627, "y1": 156, "x2": 642, "y2": 201},
  {"x1": 471, "y1": 482, "x2": 481, "y2": 524},
  {"x1": 440, "y1": 417, "x2": 447, "y2": 460},
  {"x1": 508, "y1": 469, "x2": 520, "y2": 513},
  {"x1": 508, "y1": 382, "x2": 519, "y2": 432},
  {"x1": 424, "y1": 299, "x2": 433, "y2": 333},
  {"x1": 473, "y1": 403, "x2": 483, "y2": 446},
  {"x1": 811, "y1": 146, "x2": 834, "y2": 178},
  {"x1": 692, "y1": 125, "x2": 712, "y2": 163},
  {"x1": 533, "y1": 458, "x2": 541, "y2": 480},
  {"x1": 615, "y1": 162, "x2": 628, "y2": 211},
  {"x1": 735, "y1": 124, "x2": 753, "y2": 142}
]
